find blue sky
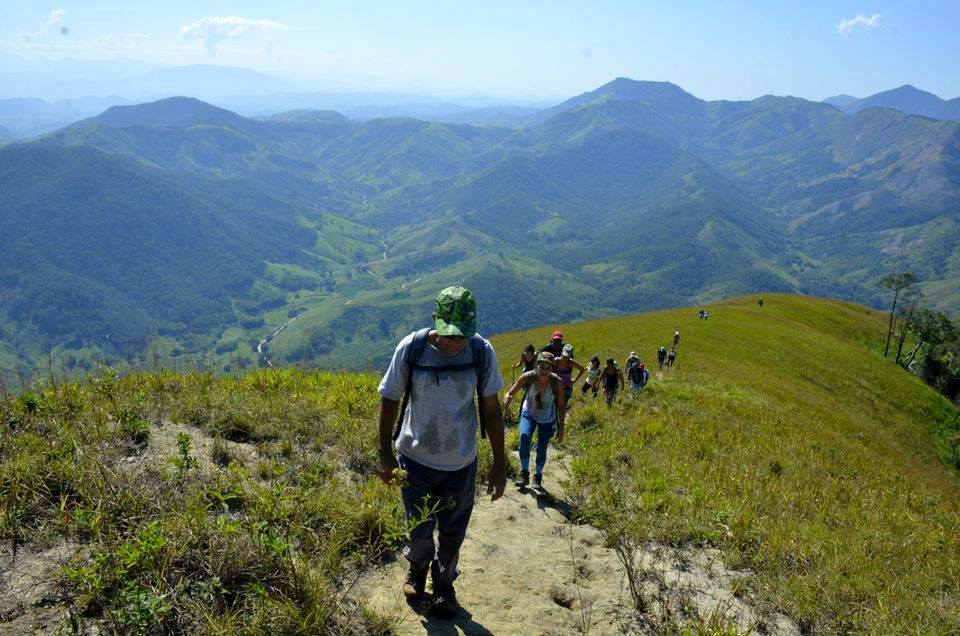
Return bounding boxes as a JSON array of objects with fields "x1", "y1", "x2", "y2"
[{"x1": 2, "y1": 1, "x2": 959, "y2": 100}]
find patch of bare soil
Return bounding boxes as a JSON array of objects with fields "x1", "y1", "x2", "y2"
[
  {"x1": 0, "y1": 542, "x2": 77, "y2": 635},
  {"x1": 355, "y1": 453, "x2": 799, "y2": 635},
  {"x1": 121, "y1": 420, "x2": 259, "y2": 473}
]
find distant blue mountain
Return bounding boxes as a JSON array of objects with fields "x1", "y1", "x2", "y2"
[{"x1": 824, "y1": 85, "x2": 960, "y2": 120}]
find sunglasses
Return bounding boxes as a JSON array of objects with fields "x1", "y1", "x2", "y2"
[{"x1": 440, "y1": 335, "x2": 467, "y2": 342}]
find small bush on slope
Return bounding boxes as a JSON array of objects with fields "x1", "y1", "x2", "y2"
[{"x1": 492, "y1": 294, "x2": 960, "y2": 634}]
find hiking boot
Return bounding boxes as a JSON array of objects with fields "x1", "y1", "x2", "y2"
[
  {"x1": 432, "y1": 585, "x2": 460, "y2": 620},
  {"x1": 533, "y1": 473, "x2": 543, "y2": 488},
  {"x1": 515, "y1": 470, "x2": 529, "y2": 487},
  {"x1": 402, "y1": 563, "x2": 428, "y2": 599}
]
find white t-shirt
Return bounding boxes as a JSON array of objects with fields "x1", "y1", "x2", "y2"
[{"x1": 379, "y1": 331, "x2": 503, "y2": 471}]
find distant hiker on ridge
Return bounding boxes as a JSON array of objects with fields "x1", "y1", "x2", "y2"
[
  {"x1": 673, "y1": 331, "x2": 681, "y2": 348},
  {"x1": 625, "y1": 350, "x2": 640, "y2": 370},
  {"x1": 503, "y1": 351, "x2": 566, "y2": 489},
  {"x1": 657, "y1": 346, "x2": 667, "y2": 369},
  {"x1": 377, "y1": 286, "x2": 506, "y2": 619},
  {"x1": 758, "y1": 297, "x2": 764, "y2": 308},
  {"x1": 666, "y1": 347, "x2": 677, "y2": 368}
]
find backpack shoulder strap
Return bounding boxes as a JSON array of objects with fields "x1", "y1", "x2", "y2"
[
  {"x1": 470, "y1": 334, "x2": 488, "y2": 439},
  {"x1": 393, "y1": 328, "x2": 432, "y2": 441}
]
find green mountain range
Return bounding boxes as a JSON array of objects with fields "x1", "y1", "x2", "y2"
[{"x1": 1, "y1": 78, "x2": 959, "y2": 375}]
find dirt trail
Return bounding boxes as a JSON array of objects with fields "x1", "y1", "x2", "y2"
[{"x1": 355, "y1": 453, "x2": 799, "y2": 635}]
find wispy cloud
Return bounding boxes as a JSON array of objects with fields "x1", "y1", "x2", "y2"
[
  {"x1": 179, "y1": 16, "x2": 290, "y2": 56},
  {"x1": 19, "y1": 30, "x2": 48, "y2": 43},
  {"x1": 48, "y1": 9, "x2": 66, "y2": 25},
  {"x1": 97, "y1": 33, "x2": 151, "y2": 48},
  {"x1": 836, "y1": 13, "x2": 881, "y2": 37}
]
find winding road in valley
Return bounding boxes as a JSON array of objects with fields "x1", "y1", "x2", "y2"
[{"x1": 256, "y1": 313, "x2": 301, "y2": 368}]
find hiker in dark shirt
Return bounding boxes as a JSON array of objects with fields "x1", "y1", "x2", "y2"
[
  {"x1": 543, "y1": 330, "x2": 564, "y2": 357},
  {"x1": 657, "y1": 346, "x2": 667, "y2": 369},
  {"x1": 628, "y1": 361, "x2": 649, "y2": 394},
  {"x1": 601, "y1": 358, "x2": 624, "y2": 406}
]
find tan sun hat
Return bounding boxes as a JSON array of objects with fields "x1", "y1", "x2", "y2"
[{"x1": 536, "y1": 351, "x2": 555, "y2": 366}]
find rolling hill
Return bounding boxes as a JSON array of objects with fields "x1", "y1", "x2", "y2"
[{"x1": 1, "y1": 77, "x2": 959, "y2": 376}]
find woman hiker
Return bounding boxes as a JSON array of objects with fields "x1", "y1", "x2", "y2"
[
  {"x1": 554, "y1": 344, "x2": 585, "y2": 412},
  {"x1": 581, "y1": 356, "x2": 602, "y2": 398},
  {"x1": 502, "y1": 351, "x2": 566, "y2": 489},
  {"x1": 513, "y1": 344, "x2": 537, "y2": 374}
]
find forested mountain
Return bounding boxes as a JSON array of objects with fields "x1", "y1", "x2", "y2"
[{"x1": 1, "y1": 78, "x2": 958, "y2": 375}]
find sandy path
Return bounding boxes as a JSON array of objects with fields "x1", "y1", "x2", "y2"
[{"x1": 354, "y1": 453, "x2": 799, "y2": 635}]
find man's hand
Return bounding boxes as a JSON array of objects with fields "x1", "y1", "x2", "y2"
[
  {"x1": 486, "y1": 463, "x2": 506, "y2": 501},
  {"x1": 378, "y1": 454, "x2": 399, "y2": 485},
  {"x1": 555, "y1": 429, "x2": 565, "y2": 444}
]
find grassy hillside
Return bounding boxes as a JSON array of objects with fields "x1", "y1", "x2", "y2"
[
  {"x1": 492, "y1": 293, "x2": 960, "y2": 633},
  {"x1": 2, "y1": 294, "x2": 958, "y2": 633}
]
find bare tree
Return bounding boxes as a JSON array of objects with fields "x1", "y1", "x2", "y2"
[{"x1": 878, "y1": 272, "x2": 916, "y2": 357}]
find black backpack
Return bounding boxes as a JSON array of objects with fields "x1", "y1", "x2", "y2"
[{"x1": 393, "y1": 327, "x2": 489, "y2": 441}]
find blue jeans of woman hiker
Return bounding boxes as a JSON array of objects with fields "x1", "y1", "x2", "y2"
[
  {"x1": 519, "y1": 412, "x2": 556, "y2": 475},
  {"x1": 397, "y1": 453, "x2": 477, "y2": 588}
]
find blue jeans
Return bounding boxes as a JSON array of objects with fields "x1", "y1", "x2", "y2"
[
  {"x1": 519, "y1": 412, "x2": 556, "y2": 475},
  {"x1": 397, "y1": 453, "x2": 477, "y2": 588}
]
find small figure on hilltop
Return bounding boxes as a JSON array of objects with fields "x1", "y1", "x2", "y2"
[
  {"x1": 601, "y1": 358, "x2": 625, "y2": 406},
  {"x1": 625, "y1": 350, "x2": 640, "y2": 370},
  {"x1": 698, "y1": 308, "x2": 706, "y2": 320},
  {"x1": 666, "y1": 347, "x2": 677, "y2": 368},
  {"x1": 377, "y1": 286, "x2": 506, "y2": 619},
  {"x1": 673, "y1": 330, "x2": 681, "y2": 349},
  {"x1": 503, "y1": 351, "x2": 566, "y2": 489},
  {"x1": 543, "y1": 330, "x2": 564, "y2": 357},
  {"x1": 758, "y1": 297, "x2": 764, "y2": 308},
  {"x1": 554, "y1": 344, "x2": 585, "y2": 413},
  {"x1": 657, "y1": 346, "x2": 667, "y2": 369},
  {"x1": 703, "y1": 310, "x2": 710, "y2": 320},
  {"x1": 628, "y1": 361, "x2": 649, "y2": 394},
  {"x1": 581, "y1": 356, "x2": 602, "y2": 398}
]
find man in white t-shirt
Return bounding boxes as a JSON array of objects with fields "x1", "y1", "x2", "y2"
[{"x1": 378, "y1": 286, "x2": 505, "y2": 619}]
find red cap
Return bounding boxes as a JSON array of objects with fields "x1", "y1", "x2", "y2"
[
  {"x1": 639, "y1": 363, "x2": 645, "y2": 369},
  {"x1": 552, "y1": 331, "x2": 563, "y2": 339}
]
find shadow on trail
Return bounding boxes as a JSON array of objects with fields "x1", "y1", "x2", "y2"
[
  {"x1": 517, "y1": 485, "x2": 575, "y2": 520},
  {"x1": 406, "y1": 595, "x2": 492, "y2": 635}
]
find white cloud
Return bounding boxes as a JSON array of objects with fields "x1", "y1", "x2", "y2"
[
  {"x1": 836, "y1": 13, "x2": 881, "y2": 36},
  {"x1": 49, "y1": 9, "x2": 66, "y2": 25},
  {"x1": 179, "y1": 16, "x2": 290, "y2": 56}
]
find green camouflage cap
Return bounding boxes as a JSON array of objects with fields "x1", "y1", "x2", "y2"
[{"x1": 434, "y1": 286, "x2": 477, "y2": 337}]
